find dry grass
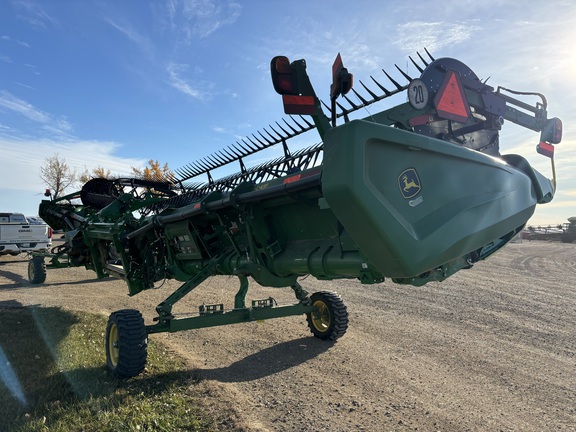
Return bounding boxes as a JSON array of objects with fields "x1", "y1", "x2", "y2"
[{"x1": 0, "y1": 306, "x2": 213, "y2": 431}]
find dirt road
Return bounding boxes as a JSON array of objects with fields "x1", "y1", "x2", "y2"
[{"x1": 1, "y1": 241, "x2": 574, "y2": 431}]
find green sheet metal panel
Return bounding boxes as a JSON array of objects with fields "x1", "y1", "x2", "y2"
[{"x1": 322, "y1": 119, "x2": 537, "y2": 278}]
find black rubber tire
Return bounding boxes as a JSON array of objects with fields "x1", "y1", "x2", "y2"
[
  {"x1": 306, "y1": 291, "x2": 348, "y2": 341},
  {"x1": 105, "y1": 309, "x2": 148, "y2": 378},
  {"x1": 28, "y1": 256, "x2": 47, "y2": 284}
]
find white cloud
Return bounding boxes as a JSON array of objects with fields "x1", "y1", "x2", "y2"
[
  {"x1": 1, "y1": 34, "x2": 31, "y2": 48},
  {"x1": 13, "y1": 0, "x2": 58, "y2": 30},
  {"x1": 165, "y1": 0, "x2": 241, "y2": 40},
  {"x1": 166, "y1": 62, "x2": 211, "y2": 100},
  {"x1": 0, "y1": 91, "x2": 72, "y2": 137},
  {"x1": 0, "y1": 138, "x2": 145, "y2": 216},
  {"x1": 0, "y1": 137, "x2": 145, "y2": 191},
  {"x1": 101, "y1": 15, "x2": 155, "y2": 61},
  {"x1": 393, "y1": 21, "x2": 480, "y2": 54}
]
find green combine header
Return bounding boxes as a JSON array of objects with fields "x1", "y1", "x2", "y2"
[{"x1": 30, "y1": 51, "x2": 562, "y2": 377}]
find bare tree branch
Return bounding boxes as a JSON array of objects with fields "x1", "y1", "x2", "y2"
[{"x1": 39, "y1": 153, "x2": 78, "y2": 199}]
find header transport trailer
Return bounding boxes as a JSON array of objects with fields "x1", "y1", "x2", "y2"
[{"x1": 30, "y1": 50, "x2": 562, "y2": 377}]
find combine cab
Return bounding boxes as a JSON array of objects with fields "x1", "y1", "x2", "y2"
[{"x1": 31, "y1": 51, "x2": 562, "y2": 377}]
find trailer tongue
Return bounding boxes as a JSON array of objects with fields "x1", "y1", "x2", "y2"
[{"x1": 32, "y1": 51, "x2": 562, "y2": 377}]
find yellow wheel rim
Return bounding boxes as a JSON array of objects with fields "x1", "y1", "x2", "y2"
[
  {"x1": 311, "y1": 300, "x2": 331, "y2": 332},
  {"x1": 108, "y1": 323, "x2": 119, "y2": 367}
]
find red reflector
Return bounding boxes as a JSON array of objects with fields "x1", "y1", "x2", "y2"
[
  {"x1": 48, "y1": 227, "x2": 53, "y2": 239},
  {"x1": 193, "y1": 203, "x2": 201, "y2": 209},
  {"x1": 434, "y1": 70, "x2": 471, "y2": 123},
  {"x1": 283, "y1": 174, "x2": 301, "y2": 184},
  {"x1": 278, "y1": 76, "x2": 293, "y2": 93},
  {"x1": 282, "y1": 95, "x2": 315, "y2": 115},
  {"x1": 408, "y1": 114, "x2": 438, "y2": 127},
  {"x1": 537, "y1": 141, "x2": 555, "y2": 158},
  {"x1": 552, "y1": 118, "x2": 563, "y2": 144}
]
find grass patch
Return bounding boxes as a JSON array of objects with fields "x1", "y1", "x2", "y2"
[{"x1": 0, "y1": 306, "x2": 214, "y2": 431}]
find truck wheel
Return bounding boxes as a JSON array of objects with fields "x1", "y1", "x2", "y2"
[
  {"x1": 306, "y1": 291, "x2": 348, "y2": 341},
  {"x1": 106, "y1": 309, "x2": 148, "y2": 378},
  {"x1": 28, "y1": 257, "x2": 47, "y2": 284}
]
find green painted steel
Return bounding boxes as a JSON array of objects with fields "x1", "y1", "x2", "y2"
[{"x1": 321, "y1": 119, "x2": 552, "y2": 278}]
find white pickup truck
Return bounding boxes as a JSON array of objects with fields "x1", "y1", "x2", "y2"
[{"x1": 0, "y1": 212, "x2": 52, "y2": 256}]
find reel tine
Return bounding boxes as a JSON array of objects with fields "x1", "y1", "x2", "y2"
[
  {"x1": 343, "y1": 95, "x2": 358, "y2": 109},
  {"x1": 205, "y1": 156, "x2": 220, "y2": 169},
  {"x1": 243, "y1": 137, "x2": 260, "y2": 151},
  {"x1": 416, "y1": 50, "x2": 429, "y2": 67},
  {"x1": 336, "y1": 100, "x2": 348, "y2": 113},
  {"x1": 268, "y1": 124, "x2": 285, "y2": 140},
  {"x1": 359, "y1": 79, "x2": 379, "y2": 99},
  {"x1": 227, "y1": 144, "x2": 241, "y2": 157},
  {"x1": 298, "y1": 115, "x2": 314, "y2": 128},
  {"x1": 395, "y1": 64, "x2": 412, "y2": 82},
  {"x1": 175, "y1": 165, "x2": 190, "y2": 179},
  {"x1": 187, "y1": 164, "x2": 201, "y2": 177},
  {"x1": 178, "y1": 164, "x2": 196, "y2": 178},
  {"x1": 351, "y1": 87, "x2": 369, "y2": 105},
  {"x1": 258, "y1": 129, "x2": 274, "y2": 145},
  {"x1": 275, "y1": 121, "x2": 291, "y2": 136},
  {"x1": 196, "y1": 159, "x2": 211, "y2": 170},
  {"x1": 251, "y1": 134, "x2": 268, "y2": 148},
  {"x1": 290, "y1": 115, "x2": 306, "y2": 130},
  {"x1": 370, "y1": 75, "x2": 391, "y2": 96},
  {"x1": 221, "y1": 148, "x2": 237, "y2": 160},
  {"x1": 233, "y1": 142, "x2": 249, "y2": 156},
  {"x1": 424, "y1": 47, "x2": 434, "y2": 62},
  {"x1": 382, "y1": 68, "x2": 403, "y2": 90},
  {"x1": 409, "y1": 55, "x2": 424, "y2": 73},
  {"x1": 213, "y1": 152, "x2": 228, "y2": 164},
  {"x1": 220, "y1": 149, "x2": 235, "y2": 163},
  {"x1": 282, "y1": 118, "x2": 299, "y2": 134},
  {"x1": 320, "y1": 99, "x2": 333, "y2": 114}
]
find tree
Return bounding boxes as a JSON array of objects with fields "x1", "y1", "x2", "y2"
[
  {"x1": 79, "y1": 166, "x2": 113, "y2": 184},
  {"x1": 39, "y1": 153, "x2": 78, "y2": 199},
  {"x1": 131, "y1": 160, "x2": 173, "y2": 182}
]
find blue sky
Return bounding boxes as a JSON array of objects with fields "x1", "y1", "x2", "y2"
[{"x1": 1, "y1": 0, "x2": 575, "y2": 225}]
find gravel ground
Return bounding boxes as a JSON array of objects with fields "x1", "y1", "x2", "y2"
[{"x1": 1, "y1": 241, "x2": 575, "y2": 431}]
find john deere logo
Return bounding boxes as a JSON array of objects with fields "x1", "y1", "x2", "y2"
[{"x1": 398, "y1": 168, "x2": 421, "y2": 199}]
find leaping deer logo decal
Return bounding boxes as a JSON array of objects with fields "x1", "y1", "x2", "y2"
[{"x1": 398, "y1": 168, "x2": 421, "y2": 199}]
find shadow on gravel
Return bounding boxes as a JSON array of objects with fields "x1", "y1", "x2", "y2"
[
  {"x1": 0, "y1": 257, "x2": 29, "y2": 264},
  {"x1": 0, "y1": 269, "x2": 29, "y2": 287},
  {"x1": 0, "y1": 266, "x2": 114, "y2": 290},
  {"x1": 198, "y1": 336, "x2": 331, "y2": 383}
]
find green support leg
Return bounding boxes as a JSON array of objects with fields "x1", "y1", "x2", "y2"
[
  {"x1": 291, "y1": 281, "x2": 309, "y2": 301},
  {"x1": 153, "y1": 259, "x2": 219, "y2": 326},
  {"x1": 146, "y1": 271, "x2": 315, "y2": 335},
  {"x1": 234, "y1": 275, "x2": 249, "y2": 309}
]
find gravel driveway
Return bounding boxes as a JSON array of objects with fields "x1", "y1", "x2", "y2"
[{"x1": 1, "y1": 241, "x2": 574, "y2": 431}]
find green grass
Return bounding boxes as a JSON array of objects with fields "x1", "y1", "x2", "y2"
[{"x1": 0, "y1": 306, "x2": 214, "y2": 431}]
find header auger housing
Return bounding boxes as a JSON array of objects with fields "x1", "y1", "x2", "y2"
[{"x1": 31, "y1": 50, "x2": 562, "y2": 377}]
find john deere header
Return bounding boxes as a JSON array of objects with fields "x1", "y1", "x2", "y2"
[{"x1": 31, "y1": 50, "x2": 562, "y2": 377}]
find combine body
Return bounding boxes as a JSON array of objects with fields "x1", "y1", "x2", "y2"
[
  {"x1": 524, "y1": 217, "x2": 576, "y2": 243},
  {"x1": 31, "y1": 51, "x2": 562, "y2": 377}
]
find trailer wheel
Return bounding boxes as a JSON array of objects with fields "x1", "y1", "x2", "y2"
[
  {"x1": 106, "y1": 309, "x2": 148, "y2": 378},
  {"x1": 28, "y1": 256, "x2": 46, "y2": 284},
  {"x1": 306, "y1": 291, "x2": 348, "y2": 341}
]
